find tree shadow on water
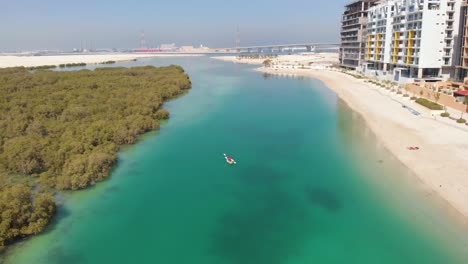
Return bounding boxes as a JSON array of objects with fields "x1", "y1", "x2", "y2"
[
  {"x1": 46, "y1": 245, "x2": 85, "y2": 264},
  {"x1": 40, "y1": 205, "x2": 72, "y2": 234},
  {"x1": 305, "y1": 186, "x2": 342, "y2": 212},
  {"x1": 210, "y1": 184, "x2": 314, "y2": 264},
  {"x1": 98, "y1": 185, "x2": 121, "y2": 200}
]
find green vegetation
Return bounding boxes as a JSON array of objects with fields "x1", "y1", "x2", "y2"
[
  {"x1": 0, "y1": 65, "x2": 191, "y2": 250},
  {"x1": 415, "y1": 98, "x2": 443, "y2": 110},
  {"x1": 0, "y1": 183, "x2": 55, "y2": 251},
  {"x1": 403, "y1": 84, "x2": 410, "y2": 96},
  {"x1": 58, "y1": 62, "x2": 87, "y2": 68},
  {"x1": 27, "y1": 65, "x2": 57, "y2": 70},
  {"x1": 263, "y1": 59, "x2": 272, "y2": 68},
  {"x1": 433, "y1": 91, "x2": 441, "y2": 105},
  {"x1": 457, "y1": 118, "x2": 466, "y2": 124},
  {"x1": 101, "y1": 61, "x2": 116, "y2": 65},
  {"x1": 342, "y1": 71, "x2": 364, "y2": 79},
  {"x1": 441, "y1": 112, "x2": 450, "y2": 117}
]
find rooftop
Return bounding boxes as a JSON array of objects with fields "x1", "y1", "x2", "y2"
[{"x1": 345, "y1": 0, "x2": 379, "y2": 8}]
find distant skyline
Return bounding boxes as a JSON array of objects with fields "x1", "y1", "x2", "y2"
[{"x1": 1, "y1": 0, "x2": 348, "y2": 51}]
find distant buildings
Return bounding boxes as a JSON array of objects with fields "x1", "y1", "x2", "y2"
[
  {"x1": 160, "y1": 43, "x2": 177, "y2": 52},
  {"x1": 339, "y1": 0, "x2": 468, "y2": 83},
  {"x1": 180, "y1": 46, "x2": 195, "y2": 51},
  {"x1": 339, "y1": 0, "x2": 379, "y2": 69},
  {"x1": 179, "y1": 45, "x2": 210, "y2": 52}
]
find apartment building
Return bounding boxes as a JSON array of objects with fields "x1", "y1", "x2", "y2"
[
  {"x1": 365, "y1": 1, "x2": 395, "y2": 72},
  {"x1": 340, "y1": 0, "x2": 379, "y2": 69},
  {"x1": 458, "y1": 1, "x2": 468, "y2": 78},
  {"x1": 363, "y1": 0, "x2": 463, "y2": 83}
]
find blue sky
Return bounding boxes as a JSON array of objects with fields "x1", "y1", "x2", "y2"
[{"x1": 1, "y1": 0, "x2": 348, "y2": 51}]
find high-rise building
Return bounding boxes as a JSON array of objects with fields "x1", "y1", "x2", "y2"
[
  {"x1": 457, "y1": 0, "x2": 468, "y2": 79},
  {"x1": 364, "y1": 0, "x2": 395, "y2": 73},
  {"x1": 339, "y1": 0, "x2": 380, "y2": 69},
  {"x1": 363, "y1": 0, "x2": 463, "y2": 83}
]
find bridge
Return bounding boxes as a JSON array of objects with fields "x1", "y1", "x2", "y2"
[{"x1": 215, "y1": 43, "x2": 339, "y2": 53}]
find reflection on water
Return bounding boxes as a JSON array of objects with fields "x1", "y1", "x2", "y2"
[{"x1": 262, "y1": 72, "x2": 305, "y2": 81}]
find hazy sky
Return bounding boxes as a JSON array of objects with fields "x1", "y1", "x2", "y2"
[{"x1": 1, "y1": 0, "x2": 348, "y2": 51}]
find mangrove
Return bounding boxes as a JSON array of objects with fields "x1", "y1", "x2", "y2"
[{"x1": 0, "y1": 65, "x2": 191, "y2": 250}]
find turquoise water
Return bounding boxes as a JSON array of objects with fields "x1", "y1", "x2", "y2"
[{"x1": 4, "y1": 57, "x2": 468, "y2": 264}]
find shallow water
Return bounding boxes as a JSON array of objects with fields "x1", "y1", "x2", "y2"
[{"x1": 4, "y1": 57, "x2": 468, "y2": 264}]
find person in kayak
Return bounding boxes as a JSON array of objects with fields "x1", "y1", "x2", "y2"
[{"x1": 224, "y1": 154, "x2": 236, "y2": 164}]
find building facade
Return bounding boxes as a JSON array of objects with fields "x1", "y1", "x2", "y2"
[
  {"x1": 340, "y1": 0, "x2": 379, "y2": 69},
  {"x1": 365, "y1": 0, "x2": 395, "y2": 72},
  {"x1": 457, "y1": 1, "x2": 468, "y2": 79},
  {"x1": 363, "y1": 0, "x2": 464, "y2": 83}
]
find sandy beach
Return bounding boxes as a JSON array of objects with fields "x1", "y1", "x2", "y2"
[
  {"x1": 257, "y1": 66, "x2": 468, "y2": 221},
  {"x1": 0, "y1": 53, "x2": 202, "y2": 68},
  {"x1": 212, "y1": 53, "x2": 338, "y2": 68}
]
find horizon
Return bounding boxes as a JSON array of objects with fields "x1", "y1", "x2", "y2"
[{"x1": 1, "y1": 0, "x2": 348, "y2": 51}]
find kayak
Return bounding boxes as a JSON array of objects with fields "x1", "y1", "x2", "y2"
[{"x1": 223, "y1": 153, "x2": 236, "y2": 164}]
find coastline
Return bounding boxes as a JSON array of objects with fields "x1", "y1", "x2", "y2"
[
  {"x1": 0, "y1": 53, "x2": 202, "y2": 68},
  {"x1": 211, "y1": 56, "x2": 266, "y2": 65},
  {"x1": 211, "y1": 53, "x2": 338, "y2": 67},
  {"x1": 257, "y1": 67, "x2": 468, "y2": 221}
]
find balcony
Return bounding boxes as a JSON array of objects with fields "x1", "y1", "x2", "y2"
[
  {"x1": 341, "y1": 27, "x2": 360, "y2": 34},
  {"x1": 342, "y1": 15, "x2": 362, "y2": 23},
  {"x1": 342, "y1": 17, "x2": 365, "y2": 27},
  {"x1": 393, "y1": 20, "x2": 406, "y2": 25},
  {"x1": 341, "y1": 39, "x2": 359, "y2": 44},
  {"x1": 343, "y1": 54, "x2": 360, "y2": 59}
]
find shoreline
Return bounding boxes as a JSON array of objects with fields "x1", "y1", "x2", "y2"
[
  {"x1": 211, "y1": 53, "x2": 338, "y2": 67},
  {"x1": 0, "y1": 53, "x2": 203, "y2": 68},
  {"x1": 257, "y1": 67, "x2": 468, "y2": 222}
]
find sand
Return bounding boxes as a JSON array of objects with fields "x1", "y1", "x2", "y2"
[
  {"x1": 0, "y1": 53, "x2": 202, "y2": 68},
  {"x1": 212, "y1": 53, "x2": 338, "y2": 68},
  {"x1": 258, "y1": 67, "x2": 468, "y2": 221}
]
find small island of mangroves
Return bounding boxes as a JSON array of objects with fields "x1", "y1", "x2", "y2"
[{"x1": 0, "y1": 65, "x2": 192, "y2": 250}]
